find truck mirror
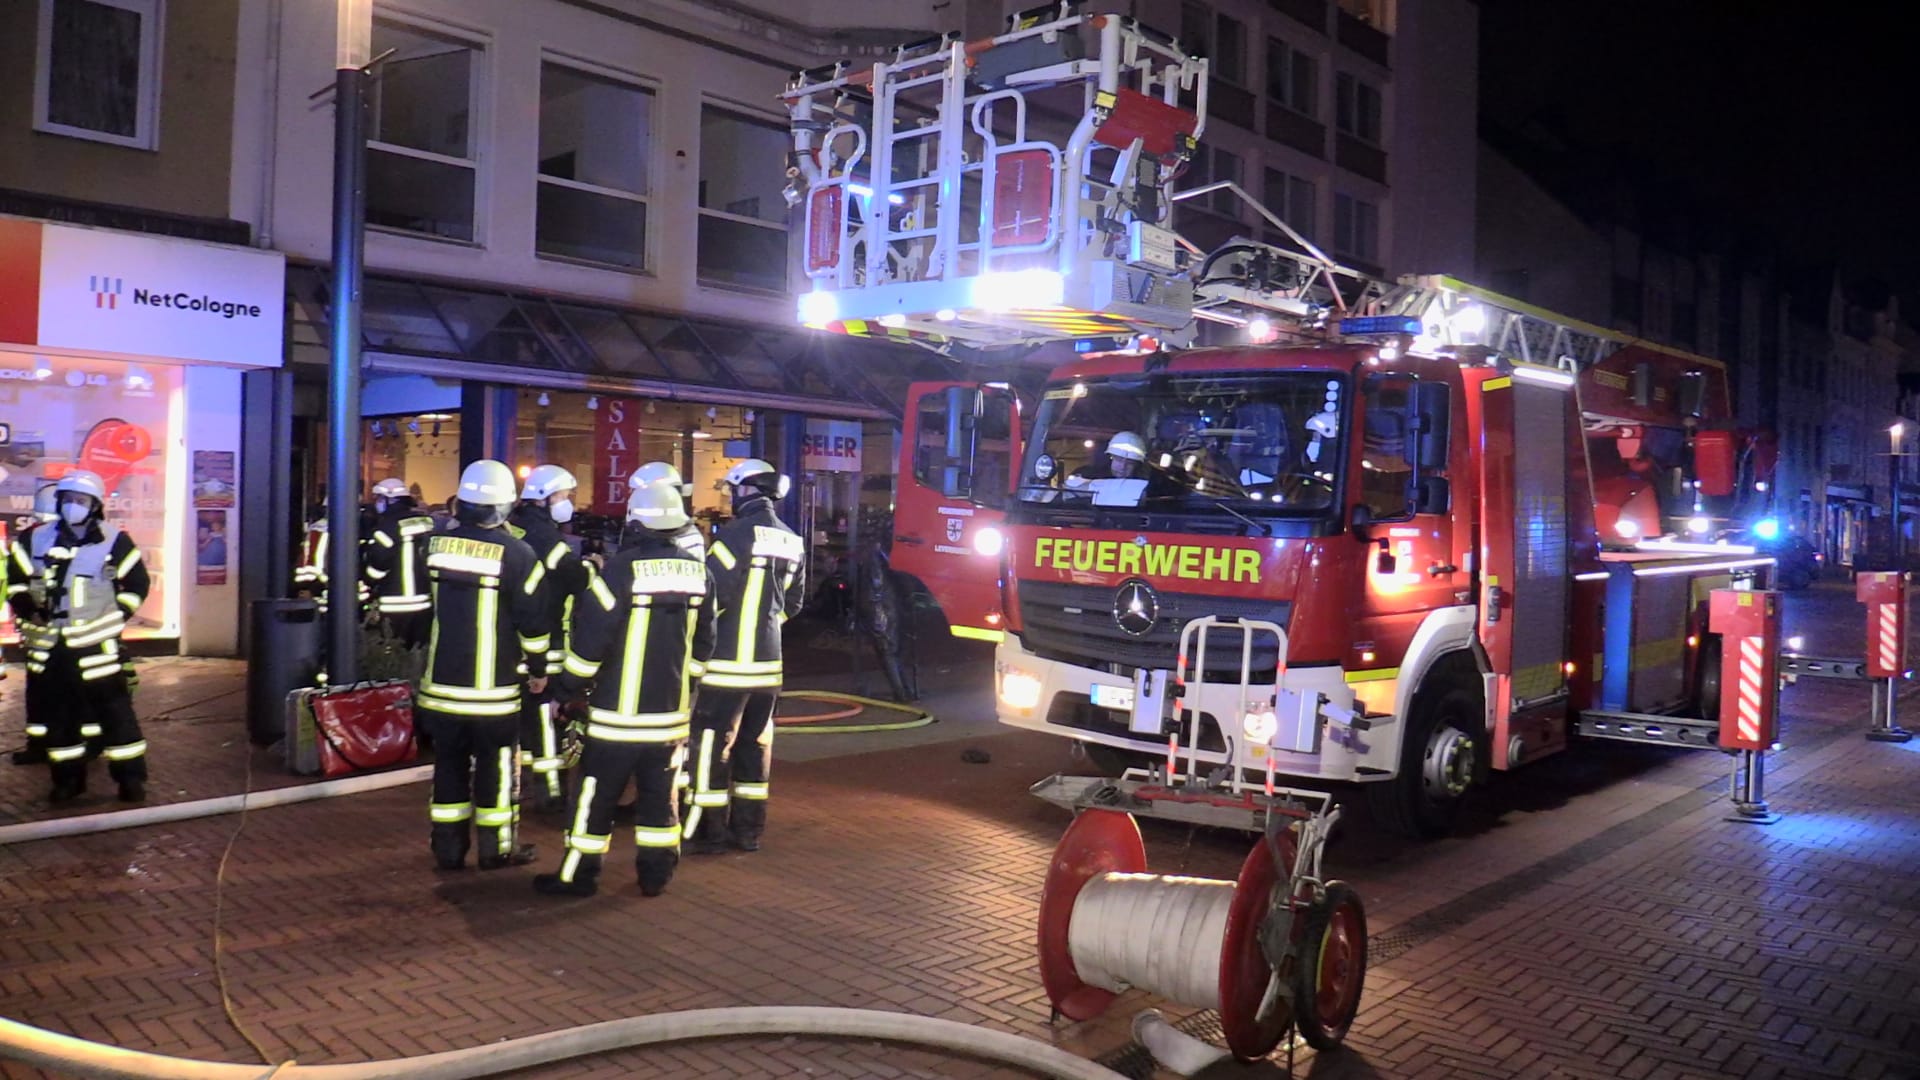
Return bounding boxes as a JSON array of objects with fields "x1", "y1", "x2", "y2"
[
  {"x1": 1414, "y1": 382, "x2": 1450, "y2": 472},
  {"x1": 1349, "y1": 503, "x2": 1376, "y2": 538}
]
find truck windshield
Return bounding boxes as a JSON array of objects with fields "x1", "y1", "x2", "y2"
[{"x1": 1017, "y1": 372, "x2": 1346, "y2": 514}]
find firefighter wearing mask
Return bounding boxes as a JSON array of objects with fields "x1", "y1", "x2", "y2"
[
  {"x1": 4, "y1": 471, "x2": 151, "y2": 803},
  {"x1": 8, "y1": 486, "x2": 64, "y2": 767},
  {"x1": 363, "y1": 478, "x2": 436, "y2": 650},
  {"x1": 508, "y1": 464, "x2": 587, "y2": 807},
  {"x1": 535, "y1": 481, "x2": 715, "y2": 897},
  {"x1": 628, "y1": 461, "x2": 706, "y2": 560},
  {"x1": 421, "y1": 460, "x2": 554, "y2": 871},
  {"x1": 684, "y1": 459, "x2": 805, "y2": 854}
]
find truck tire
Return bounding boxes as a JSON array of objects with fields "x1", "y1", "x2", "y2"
[
  {"x1": 1365, "y1": 677, "x2": 1483, "y2": 839},
  {"x1": 1691, "y1": 633, "x2": 1723, "y2": 722}
]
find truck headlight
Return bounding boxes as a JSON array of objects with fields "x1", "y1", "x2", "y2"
[
  {"x1": 1241, "y1": 702, "x2": 1277, "y2": 744},
  {"x1": 973, "y1": 526, "x2": 1005, "y2": 557},
  {"x1": 998, "y1": 667, "x2": 1043, "y2": 710}
]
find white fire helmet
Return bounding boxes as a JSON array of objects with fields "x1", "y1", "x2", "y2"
[
  {"x1": 630, "y1": 460, "x2": 692, "y2": 497},
  {"x1": 456, "y1": 460, "x2": 518, "y2": 508},
  {"x1": 626, "y1": 480, "x2": 691, "y2": 531},
  {"x1": 723, "y1": 458, "x2": 791, "y2": 499},
  {"x1": 31, "y1": 485, "x2": 59, "y2": 523},
  {"x1": 372, "y1": 477, "x2": 410, "y2": 499},
  {"x1": 55, "y1": 469, "x2": 107, "y2": 502},
  {"x1": 1106, "y1": 431, "x2": 1147, "y2": 463},
  {"x1": 521, "y1": 463, "x2": 578, "y2": 501}
]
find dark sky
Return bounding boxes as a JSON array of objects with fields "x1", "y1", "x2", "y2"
[{"x1": 1478, "y1": 2, "x2": 1920, "y2": 306}]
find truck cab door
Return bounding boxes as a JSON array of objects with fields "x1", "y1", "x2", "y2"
[{"x1": 894, "y1": 382, "x2": 1020, "y2": 642}]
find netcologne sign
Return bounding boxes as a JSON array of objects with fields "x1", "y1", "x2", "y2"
[{"x1": 0, "y1": 215, "x2": 284, "y2": 368}]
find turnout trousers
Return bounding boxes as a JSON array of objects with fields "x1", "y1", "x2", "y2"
[
  {"x1": 518, "y1": 692, "x2": 564, "y2": 804},
  {"x1": 553, "y1": 738, "x2": 682, "y2": 894},
  {"x1": 422, "y1": 707, "x2": 521, "y2": 868},
  {"x1": 684, "y1": 687, "x2": 777, "y2": 847},
  {"x1": 43, "y1": 640, "x2": 145, "y2": 790}
]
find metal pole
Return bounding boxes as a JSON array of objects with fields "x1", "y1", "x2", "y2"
[{"x1": 325, "y1": 64, "x2": 370, "y2": 685}]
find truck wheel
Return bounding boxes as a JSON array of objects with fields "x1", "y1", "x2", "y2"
[
  {"x1": 1365, "y1": 680, "x2": 1482, "y2": 839},
  {"x1": 1292, "y1": 880, "x2": 1368, "y2": 1051},
  {"x1": 1692, "y1": 634, "x2": 1723, "y2": 722}
]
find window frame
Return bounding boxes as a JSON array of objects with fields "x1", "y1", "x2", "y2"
[
  {"x1": 1213, "y1": 13, "x2": 1248, "y2": 87},
  {"x1": 1264, "y1": 36, "x2": 1317, "y2": 119},
  {"x1": 533, "y1": 54, "x2": 660, "y2": 272},
  {"x1": 1333, "y1": 191, "x2": 1379, "y2": 264},
  {"x1": 1262, "y1": 166, "x2": 1316, "y2": 241},
  {"x1": 33, "y1": 0, "x2": 165, "y2": 151},
  {"x1": 365, "y1": 13, "x2": 488, "y2": 246},
  {"x1": 695, "y1": 99, "x2": 794, "y2": 294},
  {"x1": 1334, "y1": 71, "x2": 1383, "y2": 145}
]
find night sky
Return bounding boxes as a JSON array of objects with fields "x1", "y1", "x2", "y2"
[{"x1": 1478, "y1": 2, "x2": 1919, "y2": 310}]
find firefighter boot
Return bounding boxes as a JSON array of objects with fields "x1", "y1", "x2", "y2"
[
  {"x1": 533, "y1": 860, "x2": 600, "y2": 898},
  {"x1": 728, "y1": 801, "x2": 766, "y2": 853},
  {"x1": 48, "y1": 761, "x2": 86, "y2": 804},
  {"x1": 430, "y1": 823, "x2": 470, "y2": 871},
  {"x1": 11, "y1": 747, "x2": 48, "y2": 766},
  {"x1": 636, "y1": 850, "x2": 679, "y2": 897},
  {"x1": 685, "y1": 809, "x2": 730, "y2": 855},
  {"x1": 479, "y1": 844, "x2": 539, "y2": 871},
  {"x1": 117, "y1": 780, "x2": 146, "y2": 803}
]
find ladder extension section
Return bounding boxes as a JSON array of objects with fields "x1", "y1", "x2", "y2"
[{"x1": 783, "y1": 4, "x2": 1207, "y2": 348}]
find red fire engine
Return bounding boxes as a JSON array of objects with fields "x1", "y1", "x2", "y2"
[{"x1": 783, "y1": 5, "x2": 1778, "y2": 837}]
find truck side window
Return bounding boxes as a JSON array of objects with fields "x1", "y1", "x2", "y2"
[
  {"x1": 912, "y1": 395, "x2": 948, "y2": 487},
  {"x1": 1360, "y1": 378, "x2": 1416, "y2": 519},
  {"x1": 974, "y1": 391, "x2": 1013, "y2": 507}
]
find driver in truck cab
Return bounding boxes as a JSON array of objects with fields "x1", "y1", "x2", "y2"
[{"x1": 1064, "y1": 431, "x2": 1149, "y2": 506}]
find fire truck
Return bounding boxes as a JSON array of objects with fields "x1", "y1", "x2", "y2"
[{"x1": 782, "y1": 4, "x2": 1778, "y2": 836}]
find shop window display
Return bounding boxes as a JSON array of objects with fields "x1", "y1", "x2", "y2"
[{"x1": 0, "y1": 354, "x2": 182, "y2": 642}]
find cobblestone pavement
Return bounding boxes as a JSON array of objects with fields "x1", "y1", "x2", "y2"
[{"x1": 1, "y1": 583, "x2": 1917, "y2": 1079}]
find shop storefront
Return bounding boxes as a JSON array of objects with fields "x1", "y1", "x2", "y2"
[{"x1": 0, "y1": 215, "x2": 284, "y2": 656}]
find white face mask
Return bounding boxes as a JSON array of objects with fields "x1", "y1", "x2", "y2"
[
  {"x1": 62, "y1": 502, "x2": 91, "y2": 526},
  {"x1": 550, "y1": 497, "x2": 575, "y2": 524}
]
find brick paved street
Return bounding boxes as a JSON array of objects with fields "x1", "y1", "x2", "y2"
[{"x1": 2, "y1": 584, "x2": 1918, "y2": 1079}]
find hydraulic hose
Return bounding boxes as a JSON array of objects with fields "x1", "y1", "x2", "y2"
[
  {"x1": 775, "y1": 690, "x2": 934, "y2": 734},
  {"x1": 0, "y1": 1007, "x2": 1127, "y2": 1080}
]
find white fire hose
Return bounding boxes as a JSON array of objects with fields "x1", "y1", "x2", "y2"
[{"x1": 0, "y1": 1007, "x2": 1127, "y2": 1080}]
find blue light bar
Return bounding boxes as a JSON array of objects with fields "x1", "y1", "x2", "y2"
[
  {"x1": 1074, "y1": 336, "x2": 1128, "y2": 354},
  {"x1": 1339, "y1": 315, "x2": 1423, "y2": 336}
]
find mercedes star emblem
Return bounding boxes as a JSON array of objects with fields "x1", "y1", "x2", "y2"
[{"x1": 1113, "y1": 579, "x2": 1159, "y2": 637}]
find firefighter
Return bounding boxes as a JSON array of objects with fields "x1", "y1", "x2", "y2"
[
  {"x1": 508, "y1": 464, "x2": 588, "y2": 807},
  {"x1": 9, "y1": 485, "x2": 61, "y2": 767},
  {"x1": 295, "y1": 491, "x2": 371, "y2": 615},
  {"x1": 420, "y1": 460, "x2": 554, "y2": 871},
  {"x1": 363, "y1": 477, "x2": 436, "y2": 651},
  {"x1": 535, "y1": 481, "x2": 715, "y2": 897},
  {"x1": 629, "y1": 461, "x2": 706, "y2": 560},
  {"x1": 4, "y1": 471, "x2": 151, "y2": 803},
  {"x1": 1065, "y1": 431, "x2": 1149, "y2": 506},
  {"x1": 684, "y1": 459, "x2": 805, "y2": 854},
  {"x1": 850, "y1": 530, "x2": 914, "y2": 703}
]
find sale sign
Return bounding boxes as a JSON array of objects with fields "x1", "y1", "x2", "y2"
[
  {"x1": 592, "y1": 398, "x2": 641, "y2": 516},
  {"x1": 802, "y1": 419, "x2": 862, "y2": 472}
]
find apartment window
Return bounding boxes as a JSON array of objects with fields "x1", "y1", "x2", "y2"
[
  {"x1": 1333, "y1": 192, "x2": 1377, "y2": 264},
  {"x1": 1262, "y1": 167, "x2": 1316, "y2": 240},
  {"x1": 366, "y1": 20, "x2": 480, "y2": 242},
  {"x1": 537, "y1": 63, "x2": 654, "y2": 270},
  {"x1": 1265, "y1": 38, "x2": 1317, "y2": 117},
  {"x1": 1182, "y1": 3, "x2": 1247, "y2": 86},
  {"x1": 698, "y1": 106, "x2": 791, "y2": 292},
  {"x1": 1334, "y1": 72, "x2": 1382, "y2": 145},
  {"x1": 33, "y1": 0, "x2": 163, "y2": 149}
]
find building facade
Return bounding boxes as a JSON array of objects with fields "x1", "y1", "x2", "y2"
[{"x1": 0, "y1": 0, "x2": 280, "y2": 658}]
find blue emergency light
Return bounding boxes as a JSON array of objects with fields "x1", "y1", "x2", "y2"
[
  {"x1": 1752, "y1": 517, "x2": 1781, "y2": 541},
  {"x1": 1074, "y1": 336, "x2": 1129, "y2": 354},
  {"x1": 1338, "y1": 315, "x2": 1423, "y2": 336}
]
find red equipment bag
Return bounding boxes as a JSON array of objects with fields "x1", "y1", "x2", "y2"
[{"x1": 309, "y1": 681, "x2": 417, "y2": 778}]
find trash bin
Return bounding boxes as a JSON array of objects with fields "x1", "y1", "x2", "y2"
[{"x1": 247, "y1": 598, "x2": 322, "y2": 746}]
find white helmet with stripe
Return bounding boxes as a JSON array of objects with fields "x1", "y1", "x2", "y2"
[
  {"x1": 32, "y1": 484, "x2": 59, "y2": 523},
  {"x1": 55, "y1": 469, "x2": 107, "y2": 502},
  {"x1": 626, "y1": 480, "x2": 691, "y2": 531},
  {"x1": 723, "y1": 458, "x2": 791, "y2": 499},
  {"x1": 372, "y1": 477, "x2": 410, "y2": 499},
  {"x1": 630, "y1": 460, "x2": 691, "y2": 497},
  {"x1": 1105, "y1": 431, "x2": 1147, "y2": 463},
  {"x1": 456, "y1": 460, "x2": 518, "y2": 508},
  {"x1": 521, "y1": 463, "x2": 578, "y2": 501}
]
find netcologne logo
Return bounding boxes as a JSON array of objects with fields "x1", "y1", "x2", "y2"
[{"x1": 89, "y1": 274, "x2": 123, "y2": 310}]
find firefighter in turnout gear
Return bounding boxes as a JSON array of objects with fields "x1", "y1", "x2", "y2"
[
  {"x1": 295, "y1": 492, "x2": 370, "y2": 616},
  {"x1": 363, "y1": 478, "x2": 436, "y2": 650},
  {"x1": 629, "y1": 461, "x2": 706, "y2": 560},
  {"x1": 684, "y1": 459, "x2": 805, "y2": 854},
  {"x1": 421, "y1": 460, "x2": 554, "y2": 871},
  {"x1": 4, "y1": 471, "x2": 151, "y2": 803},
  {"x1": 8, "y1": 485, "x2": 64, "y2": 767},
  {"x1": 535, "y1": 482, "x2": 715, "y2": 897},
  {"x1": 509, "y1": 464, "x2": 588, "y2": 806}
]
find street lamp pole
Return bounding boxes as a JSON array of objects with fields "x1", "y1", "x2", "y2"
[
  {"x1": 1889, "y1": 422, "x2": 1905, "y2": 570},
  {"x1": 326, "y1": 1, "x2": 373, "y2": 684}
]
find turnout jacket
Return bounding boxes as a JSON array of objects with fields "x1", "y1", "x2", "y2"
[
  {"x1": 364, "y1": 500, "x2": 436, "y2": 615},
  {"x1": 561, "y1": 531, "x2": 716, "y2": 743},
  {"x1": 418, "y1": 523, "x2": 553, "y2": 717},
  {"x1": 703, "y1": 496, "x2": 805, "y2": 690},
  {"x1": 508, "y1": 502, "x2": 589, "y2": 663},
  {"x1": 6, "y1": 520, "x2": 149, "y2": 661}
]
